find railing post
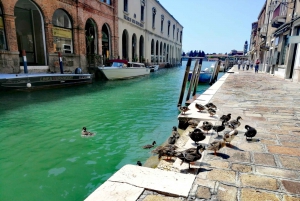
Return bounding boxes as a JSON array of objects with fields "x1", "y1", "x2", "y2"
[
  {"x1": 58, "y1": 52, "x2": 64, "y2": 74},
  {"x1": 22, "y1": 50, "x2": 28, "y2": 74}
]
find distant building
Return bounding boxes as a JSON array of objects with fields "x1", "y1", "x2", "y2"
[{"x1": 117, "y1": 0, "x2": 183, "y2": 66}]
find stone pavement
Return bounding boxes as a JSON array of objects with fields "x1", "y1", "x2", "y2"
[
  {"x1": 187, "y1": 67, "x2": 300, "y2": 201},
  {"x1": 85, "y1": 66, "x2": 300, "y2": 201}
]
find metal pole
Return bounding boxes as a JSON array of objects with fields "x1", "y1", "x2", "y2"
[
  {"x1": 58, "y1": 52, "x2": 64, "y2": 74},
  {"x1": 22, "y1": 50, "x2": 28, "y2": 74},
  {"x1": 178, "y1": 58, "x2": 192, "y2": 106}
]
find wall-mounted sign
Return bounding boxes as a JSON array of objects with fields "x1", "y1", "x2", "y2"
[
  {"x1": 53, "y1": 27, "x2": 72, "y2": 38},
  {"x1": 124, "y1": 15, "x2": 144, "y2": 28}
]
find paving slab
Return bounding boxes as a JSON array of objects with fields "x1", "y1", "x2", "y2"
[
  {"x1": 108, "y1": 165, "x2": 195, "y2": 197},
  {"x1": 84, "y1": 181, "x2": 144, "y2": 201}
]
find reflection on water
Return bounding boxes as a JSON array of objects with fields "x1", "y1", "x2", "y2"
[{"x1": 0, "y1": 65, "x2": 223, "y2": 201}]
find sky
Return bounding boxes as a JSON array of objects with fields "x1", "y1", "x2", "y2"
[{"x1": 158, "y1": 0, "x2": 266, "y2": 54}]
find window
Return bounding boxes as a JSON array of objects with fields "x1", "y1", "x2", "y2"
[
  {"x1": 167, "y1": 21, "x2": 170, "y2": 36},
  {"x1": 152, "y1": 7, "x2": 156, "y2": 29},
  {"x1": 100, "y1": 0, "x2": 111, "y2": 5},
  {"x1": 0, "y1": 7, "x2": 7, "y2": 50},
  {"x1": 141, "y1": 0, "x2": 145, "y2": 21},
  {"x1": 177, "y1": 28, "x2": 179, "y2": 41},
  {"x1": 124, "y1": 0, "x2": 128, "y2": 12},
  {"x1": 52, "y1": 9, "x2": 73, "y2": 53},
  {"x1": 161, "y1": 15, "x2": 164, "y2": 33},
  {"x1": 180, "y1": 31, "x2": 182, "y2": 43},
  {"x1": 173, "y1": 25, "x2": 175, "y2": 39}
]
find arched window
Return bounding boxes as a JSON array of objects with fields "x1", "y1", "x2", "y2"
[
  {"x1": 0, "y1": 6, "x2": 7, "y2": 50},
  {"x1": 167, "y1": 21, "x2": 170, "y2": 36},
  {"x1": 161, "y1": 15, "x2": 164, "y2": 33},
  {"x1": 180, "y1": 31, "x2": 182, "y2": 43},
  {"x1": 52, "y1": 9, "x2": 73, "y2": 53},
  {"x1": 124, "y1": 0, "x2": 128, "y2": 12},
  {"x1": 173, "y1": 25, "x2": 175, "y2": 39},
  {"x1": 152, "y1": 7, "x2": 156, "y2": 29}
]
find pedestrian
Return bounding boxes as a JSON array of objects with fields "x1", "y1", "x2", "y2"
[
  {"x1": 250, "y1": 60, "x2": 253, "y2": 70},
  {"x1": 237, "y1": 59, "x2": 241, "y2": 70},
  {"x1": 255, "y1": 59, "x2": 260, "y2": 73},
  {"x1": 242, "y1": 60, "x2": 246, "y2": 71},
  {"x1": 246, "y1": 60, "x2": 250, "y2": 70}
]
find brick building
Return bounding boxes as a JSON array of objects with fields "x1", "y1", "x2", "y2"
[{"x1": 0, "y1": 0, "x2": 118, "y2": 74}]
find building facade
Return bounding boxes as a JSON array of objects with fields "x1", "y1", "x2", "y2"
[
  {"x1": 251, "y1": 0, "x2": 300, "y2": 81},
  {"x1": 0, "y1": 0, "x2": 118, "y2": 74},
  {"x1": 117, "y1": 0, "x2": 183, "y2": 66}
]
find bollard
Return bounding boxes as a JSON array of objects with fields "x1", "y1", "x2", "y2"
[
  {"x1": 22, "y1": 50, "x2": 28, "y2": 74},
  {"x1": 58, "y1": 52, "x2": 64, "y2": 74}
]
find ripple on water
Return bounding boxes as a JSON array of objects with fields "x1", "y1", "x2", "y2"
[{"x1": 48, "y1": 167, "x2": 66, "y2": 177}]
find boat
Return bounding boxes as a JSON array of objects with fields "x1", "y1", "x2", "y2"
[
  {"x1": 98, "y1": 59, "x2": 150, "y2": 80},
  {"x1": 147, "y1": 65, "x2": 159, "y2": 72},
  {"x1": 0, "y1": 72, "x2": 92, "y2": 91},
  {"x1": 188, "y1": 63, "x2": 214, "y2": 83}
]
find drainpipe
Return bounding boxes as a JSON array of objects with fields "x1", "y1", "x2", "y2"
[
  {"x1": 263, "y1": 0, "x2": 273, "y2": 73},
  {"x1": 285, "y1": 0, "x2": 297, "y2": 78}
]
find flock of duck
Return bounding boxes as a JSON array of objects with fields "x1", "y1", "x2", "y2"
[{"x1": 140, "y1": 102, "x2": 257, "y2": 169}]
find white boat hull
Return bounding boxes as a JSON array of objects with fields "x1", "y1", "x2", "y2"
[{"x1": 98, "y1": 67, "x2": 150, "y2": 80}]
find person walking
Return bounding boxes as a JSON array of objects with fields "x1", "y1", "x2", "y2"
[
  {"x1": 237, "y1": 59, "x2": 241, "y2": 70},
  {"x1": 246, "y1": 60, "x2": 250, "y2": 70},
  {"x1": 255, "y1": 59, "x2": 260, "y2": 73},
  {"x1": 242, "y1": 60, "x2": 246, "y2": 71}
]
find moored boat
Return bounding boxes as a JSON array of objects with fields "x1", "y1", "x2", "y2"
[
  {"x1": 147, "y1": 65, "x2": 159, "y2": 72},
  {"x1": 98, "y1": 59, "x2": 150, "y2": 80},
  {"x1": 188, "y1": 63, "x2": 214, "y2": 83},
  {"x1": 0, "y1": 72, "x2": 92, "y2": 91}
]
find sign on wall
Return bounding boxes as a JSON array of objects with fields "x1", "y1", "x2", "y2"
[{"x1": 53, "y1": 27, "x2": 72, "y2": 38}]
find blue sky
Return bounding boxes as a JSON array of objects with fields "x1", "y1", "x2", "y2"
[{"x1": 158, "y1": 0, "x2": 266, "y2": 54}]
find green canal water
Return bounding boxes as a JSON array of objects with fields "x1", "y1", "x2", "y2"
[{"x1": 0, "y1": 62, "x2": 224, "y2": 201}]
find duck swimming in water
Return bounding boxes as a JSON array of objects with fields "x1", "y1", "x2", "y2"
[
  {"x1": 81, "y1": 127, "x2": 94, "y2": 136},
  {"x1": 142, "y1": 141, "x2": 156, "y2": 149},
  {"x1": 244, "y1": 125, "x2": 257, "y2": 140}
]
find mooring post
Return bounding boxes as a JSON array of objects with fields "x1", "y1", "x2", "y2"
[
  {"x1": 178, "y1": 58, "x2": 192, "y2": 106},
  {"x1": 186, "y1": 59, "x2": 199, "y2": 101},
  {"x1": 22, "y1": 50, "x2": 28, "y2": 74},
  {"x1": 58, "y1": 52, "x2": 64, "y2": 74},
  {"x1": 193, "y1": 58, "x2": 203, "y2": 96}
]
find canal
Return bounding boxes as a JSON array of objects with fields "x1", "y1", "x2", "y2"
[{"x1": 0, "y1": 61, "x2": 224, "y2": 201}]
